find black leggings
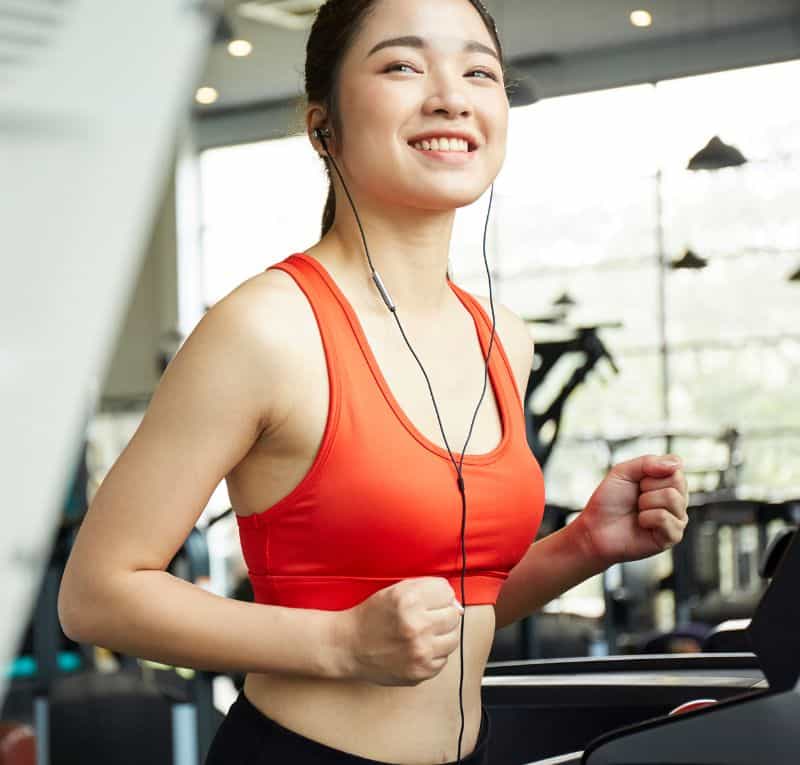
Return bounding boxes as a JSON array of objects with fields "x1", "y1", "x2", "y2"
[{"x1": 204, "y1": 689, "x2": 491, "y2": 765}]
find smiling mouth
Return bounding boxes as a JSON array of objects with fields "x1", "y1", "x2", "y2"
[{"x1": 407, "y1": 138, "x2": 478, "y2": 153}]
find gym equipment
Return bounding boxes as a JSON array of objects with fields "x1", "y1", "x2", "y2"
[
  {"x1": 606, "y1": 497, "x2": 798, "y2": 656},
  {"x1": 489, "y1": 487, "x2": 799, "y2": 668},
  {"x1": 2, "y1": 520, "x2": 223, "y2": 765},
  {"x1": 523, "y1": 324, "x2": 621, "y2": 468},
  {"x1": 670, "y1": 498, "x2": 797, "y2": 626},
  {"x1": 667, "y1": 698, "x2": 717, "y2": 716},
  {"x1": 698, "y1": 524, "x2": 798, "y2": 653},
  {"x1": 481, "y1": 527, "x2": 800, "y2": 764},
  {"x1": 483, "y1": 652, "x2": 762, "y2": 763}
]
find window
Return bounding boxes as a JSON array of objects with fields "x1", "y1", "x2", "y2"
[{"x1": 197, "y1": 59, "x2": 800, "y2": 508}]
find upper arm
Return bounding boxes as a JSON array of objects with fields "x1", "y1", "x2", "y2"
[
  {"x1": 475, "y1": 296, "x2": 534, "y2": 410},
  {"x1": 60, "y1": 274, "x2": 293, "y2": 613}
]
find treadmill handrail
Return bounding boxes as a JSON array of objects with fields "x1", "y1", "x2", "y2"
[{"x1": 484, "y1": 652, "x2": 758, "y2": 676}]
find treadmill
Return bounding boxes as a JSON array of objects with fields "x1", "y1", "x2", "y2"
[{"x1": 480, "y1": 528, "x2": 799, "y2": 764}]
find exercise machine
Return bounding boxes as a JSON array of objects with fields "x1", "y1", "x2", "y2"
[{"x1": 480, "y1": 526, "x2": 800, "y2": 764}]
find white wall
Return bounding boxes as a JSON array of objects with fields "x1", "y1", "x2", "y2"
[{"x1": 100, "y1": 150, "x2": 180, "y2": 400}]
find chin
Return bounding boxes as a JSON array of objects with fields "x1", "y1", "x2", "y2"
[{"x1": 415, "y1": 185, "x2": 489, "y2": 211}]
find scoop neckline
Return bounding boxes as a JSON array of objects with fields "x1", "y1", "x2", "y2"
[{"x1": 290, "y1": 251, "x2": 511, "y2": 465}]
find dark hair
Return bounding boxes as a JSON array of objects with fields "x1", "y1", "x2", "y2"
[{"x1": 304, "y1": 0, "x2": 507, "y2": 239}]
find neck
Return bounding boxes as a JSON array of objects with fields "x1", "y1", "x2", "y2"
[{"x1": 318, "y1": 196, "x2": 457, "y2": 320}]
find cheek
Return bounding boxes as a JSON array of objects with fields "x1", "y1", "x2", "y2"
[
  {"x1": 344, "y1": 76, "x2": 412, "y2": 126},
  {"x1": 483, "y1": 111, "x2": 507, "y2": 166},
  {"x1": 492, "y1": 99, "x2": 510, "y2": 139},
  {"x1": 490, "y1": 112, "x2": 509, "y2": 166}
]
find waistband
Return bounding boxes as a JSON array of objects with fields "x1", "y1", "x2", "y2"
[
  {"x1": 233, "y1": 689, "x2": 491, "y2": 765},
  {"x1": 246, "y1": 572, "x2": 507, "y2": 611}
]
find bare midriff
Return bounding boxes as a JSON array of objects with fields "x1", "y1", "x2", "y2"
[{"x1": 242, "y1": 606, "x2": 494, "y2": 763}]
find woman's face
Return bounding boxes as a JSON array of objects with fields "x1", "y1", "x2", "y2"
[{"x1": 331, "y1": 0, "x2": 509, "y2": 213}]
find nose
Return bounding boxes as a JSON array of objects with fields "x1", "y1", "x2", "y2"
[{"x1": 422, "y1": 68, "x2": 473, "y2": 119}]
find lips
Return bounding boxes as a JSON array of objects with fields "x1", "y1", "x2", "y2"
[
  {"x1": 406, "y1": 131, "x2": 480, "y2": 151},
  {"x1": 408, "y1": 142, "x2": 476, "y2": 164}
]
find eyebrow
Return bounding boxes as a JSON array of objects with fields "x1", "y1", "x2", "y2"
[{"x1": 366, "y1": 35, "x2": 500, "y2": 63}]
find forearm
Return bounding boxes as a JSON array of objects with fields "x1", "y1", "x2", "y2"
[
  {"x1": 59, "y1": 569, "x2": 349, "y2": 680},
  {"x1": 493, "y1": 520, "x2": 607, "y2": 630}
]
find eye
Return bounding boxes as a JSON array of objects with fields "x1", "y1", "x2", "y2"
[
  {"x1": 384, "y1": 63, "x2": 418, "y2": 74},
  {"x1": 467, "y1": 69, "x2": 499, "y2": 81}
]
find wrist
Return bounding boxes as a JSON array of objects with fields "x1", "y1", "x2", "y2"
[
  {"x1": 567, "y1": 514, "x2": 614, "y2": 573},
  {"x1": 323, "y1": 608, "x2": 358, "y2": 681}
]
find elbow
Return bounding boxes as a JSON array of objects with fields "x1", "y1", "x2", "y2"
[
  {"x1": 57, "y1": 580, "x2": 84, "y2": 642},
  {"x1": 57, "y1": 574, "x2": 99, "y2": 643}
]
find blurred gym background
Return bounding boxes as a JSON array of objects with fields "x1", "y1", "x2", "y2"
[{"x1": 2, "y1": 1, "x2": 799, "y2": 763}]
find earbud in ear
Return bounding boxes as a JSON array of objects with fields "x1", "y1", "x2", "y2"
[{"x1": 313, "y1": 127, "x2": 331, "y2": 141}]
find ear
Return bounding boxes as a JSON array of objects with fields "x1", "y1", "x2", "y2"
[{"x1": 306, "y1": 103, "x2": 331, "y2": 154}]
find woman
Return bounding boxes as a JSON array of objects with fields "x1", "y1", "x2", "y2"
[{"x1": 59, "y1": 0, "x2": 690, "y2": 763}]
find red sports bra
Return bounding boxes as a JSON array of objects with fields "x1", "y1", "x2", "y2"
[{"x1": 236, "y1": 253, "x2": 546, "y2": 610}]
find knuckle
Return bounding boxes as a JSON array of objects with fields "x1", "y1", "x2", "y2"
[
  {"x1": 388, "y1": 585, "x2": 404, "y2": 606},
  {"x1": 397, "y1": 590, "x2": 417, "y2": 611},
  {"x1": 399, "y1": 618, "x2": 419, "y2": 640},
  {"x1": 410, "y1": 641, "x2": 429, "y2": 665}
]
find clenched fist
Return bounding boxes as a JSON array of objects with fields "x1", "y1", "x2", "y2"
[{"x1": 337, "y1": 577, "x2": 464, "y2": 686}]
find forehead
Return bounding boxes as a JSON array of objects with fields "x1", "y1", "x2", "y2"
[{"x1": 355, "y1": 0, "x2": 496, "y2": 54}]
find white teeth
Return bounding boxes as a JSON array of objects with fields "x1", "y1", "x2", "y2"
[{"x1": 411, "y1": 137, "x2": 471, "y2": 153}]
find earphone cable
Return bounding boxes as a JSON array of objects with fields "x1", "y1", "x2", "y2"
[{"x1": 317, "y1": 131, "x2": 497, "y2": 765}]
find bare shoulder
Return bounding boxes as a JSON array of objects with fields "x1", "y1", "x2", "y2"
[
  {"x1": 471, "y1": 293, "x2": 534, "y2": 407},
  {"x1": 228, "y1": 265, "x2": 311, "y2": 325},
  {"x1": 214, "y1": 266, "x2": 319, "y2": 431}
]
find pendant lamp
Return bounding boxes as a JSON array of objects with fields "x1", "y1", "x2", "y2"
[
  {"x1": 553, "y1": 292, "x2": 576, "y2": 308},
  {"x1": 687, "y1": 135, "x2": 747, "y2": 171},
  {"x1": 670, "y1": 249, "x2": 708, "y2": 270}
]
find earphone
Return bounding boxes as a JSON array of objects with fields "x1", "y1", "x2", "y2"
[{"x1": 313, "y1": 124, "x2": 497, "y2": 765}]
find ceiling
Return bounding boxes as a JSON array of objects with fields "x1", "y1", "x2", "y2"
[
  {"x1": 196, "y1": 0, "x2": 800, "y2": 109},
  {"x1": 191, "y1": 0, "x2": 800, "y2": 148}
]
